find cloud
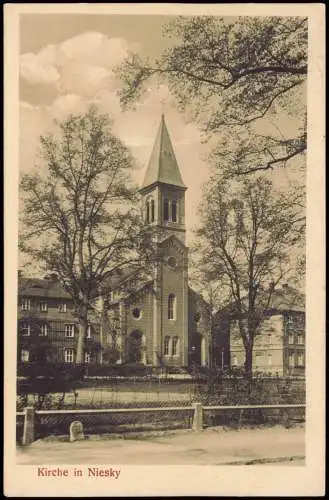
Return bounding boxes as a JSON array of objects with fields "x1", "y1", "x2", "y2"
[
  {"x1": 20, "y1": 51, "x2": 60, "y2": 85},
  {"x1": 20, "y1": 32, "x2": 131, "y2": 97}
]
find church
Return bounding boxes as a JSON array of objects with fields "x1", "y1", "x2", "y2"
[
  {"x1": 100, "y1": 114, "x2": 212, "y2": 369},
  {"x1": 17, "y1": 115, "x2": 212, "y2": 370}
]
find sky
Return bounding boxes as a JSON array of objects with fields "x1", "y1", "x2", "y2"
[
  {"x1": 19, "y1": 14, "x2": 213, "y2": 249},
  {"x1": 19, "y1": 13, "x2": 305, "y2": 260}
]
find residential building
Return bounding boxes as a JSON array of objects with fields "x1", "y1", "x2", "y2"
[{"x1": 213, "y1": 284, "x2": 305, "y2": 375}]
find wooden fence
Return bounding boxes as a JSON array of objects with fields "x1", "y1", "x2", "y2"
[{"x1": 18, "y1": 403, "x2": 306, "y2": 445}]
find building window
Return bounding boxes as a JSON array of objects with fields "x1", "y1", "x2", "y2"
[
  {"x1": 268, "y1": 334, "x2": 272, "y2": 345},
  {"x1": 164, "y1": 199, "x2": 169, "y2": 222},
  {"x1": 255, "y1": 352, "x2": 263, "y2": 367},
  {"x1": 40, "y1": 323, "x2": 48, "y2": 336},
  {"x1": 297, "y1": 334, "x2": 304, "y2": 345},
  {"x1": 288, "y1": 333, "x2": 294, "y2": 345},
  {"x1": 84, "y1": 351, "x2": 91, "y2": 364},
  {"x1": 64, "y1": 349, "x2": 74, "y2": 363},
  {"x1": 65, "y1": 324, "x2": 75, "y2": 337},
  {"x1": 86, "y1": 325, "x2": 92, "y2": 338},
  {"x1": 164, "y1": 336, "x2": 171, "y2": 356},
  {"x1": 267, "y1": 353, "x2": 272, "y2": 367},
  {"x1": 297, "y1": 352, "x2": 305, "y2": 367},
  {"x1": 58, "y1": 303, "x2": 67, "y2": 313},
  {"x1": 232, "y1": 354, "x2": 238, "y2": 367},
  {"x1": 150, "y1": 199, "x2": 155, "y2": 222},
  {"x1": 21, "y1": 299, "x2": 31, "y2": 311},
  {"x1": 132, "y1": 307, "x2": 142, "y2": 320},
  {"x1": 168, "y1": 294, "x2": 176, "y2": 320},
  {"x1": 171, "y1": 200, "x2": 177, "y2": 222},
  {"x1": 172, "y1": 336, "x2": 179, "y2": 356},
  {"x1": 288, "y1": 352, "x2": 295, "y2": 368},
  {"x1": 21, "y1": 321, "x2": 31, "y2": 336},
  {"x1": 21, "y1": 349, "x2": 29, "y2": 362},
  {"x1": 40, "y1": 301, "x2": 48, "y2": 312}
]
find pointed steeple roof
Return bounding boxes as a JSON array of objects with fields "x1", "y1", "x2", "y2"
[{"x1": 140, "y1": 114, "x2": 186, "y2": 192}]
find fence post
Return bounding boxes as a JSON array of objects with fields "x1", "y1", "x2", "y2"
[
  {"x1": 192, "y1": 403, "x2": 203, "y2": 432},
  {"x1": 22, "y1": 407, "x2": 35, "y2": 445}
]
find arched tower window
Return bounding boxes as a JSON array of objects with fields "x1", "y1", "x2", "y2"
[
  {"x1": 164, "y1": 199, "x2": 169, "y2": 222},
  {"x1": 151, "y1": 199, "x2": 155, "y2": 222},
  {"x1": 168, "y1": 293, "x2": 176, "y2": 320},
  {"x1": 172, "y1": 200, "x2": 177, "y2": 222},
  {"x1": 146, "y1": 201, "x2": 150, "y2": 223}
]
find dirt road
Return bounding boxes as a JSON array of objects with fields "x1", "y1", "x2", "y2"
[{"x1": 16, "y1": 426, "x2": 305, "y2": 466}]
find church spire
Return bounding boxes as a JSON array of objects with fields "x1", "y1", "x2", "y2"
[{"x1": 140, "y1": 114, "x2": 186, "y2": 193}]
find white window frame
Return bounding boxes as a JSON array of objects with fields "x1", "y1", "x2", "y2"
[
  {"x1": 40, "y1": 301, "x2": 48, "y2": 312},
  {"x1": 40, "y1": 323, "x2": 48, "y2": 336},
  {"x1": 164, "y1": 336, "x2": 171, "y2": 356},
  {"x1": 297, "y1": 352, "x2": 305, "y2": 367},
  {"x1": 288, "y1": 353, "x2": 295, "y2": 368},
  {"x1": 297, "y1": 334, "x2": 304, "y2": 345},
  {"x1": 21, "y1": 321, "x2": 31, "y2": 336},
  {"x1": 84, "y1": 351, "x2": 91, "y2": 364},
  {"x1": 172, "y1": 336, "x2": 179, "y2": 356},
  {"x1": 65, "y1": 324, "x2": 75, "y2": 338},
  {"x1": 232, "y1": 354, "x2": 238, "y2": 367},
  {"x1": 64, "y1": 348, "x2": 74, "y2": 363},
  {"x1": 21, "y1": 298, "x2": 31, "y2": 311},
  {"x1": 58, "y1": 303, "x2": 67, "y2": 313},
  {"x1": 288, "y1": 333, "x2": 294, "y2": 345},
  {"x1": 86, "y1": 325, "x2": 92, "y2": 339},
  {"x1": 21, "y1": 349, "x2": 29, "y2": 362}
]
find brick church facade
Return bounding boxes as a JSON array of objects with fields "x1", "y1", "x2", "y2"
[{"x1": 17, "y1": 115, "x2": 211, "y2": 369}]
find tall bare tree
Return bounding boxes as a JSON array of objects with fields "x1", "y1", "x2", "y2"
[
  {"x1": 19, "y1": 106, "x2": 155, "y2": 365},
  {"x1": 117, "y1": 16, "x2": 307, "y2": 175},
  {"x1": 195, "y1": 175, "x2": 304, "y2": 374}
]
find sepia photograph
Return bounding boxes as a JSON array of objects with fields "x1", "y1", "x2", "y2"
[{"x1": 4, "y1": 3, "x2": 325, "y2": 497}]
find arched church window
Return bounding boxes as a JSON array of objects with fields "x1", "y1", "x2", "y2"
[
  {"x1": 172, "y1": 200, "x2": 177, "y2": 222},
  {"x1": 168, "y1": 293, "x2": 176, "y2": 320},
  {"x1": 164, "y1": 336, "x2": 171, "y2": 356},
  {"x1": 151, "y1": 199, "x2": 155, "y2": 222},
  {"x1": 164, "y1": 199, "x2": 169, "y2": 222},
  {"x1": 172, "y1": 336, "x2": 179, "y2": 356},
  {"x1": 146, "y1": 201, "x2": 150, "y2": 223}
]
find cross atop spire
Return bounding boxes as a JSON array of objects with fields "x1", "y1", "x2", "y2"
[{"x1": 140, "y1": 114, "x2": 186, "y2": 193}]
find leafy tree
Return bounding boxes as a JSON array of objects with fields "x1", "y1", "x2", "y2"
[
  {"x1": 195, "y1": 175, "x2": 304, "y2": 374},
  {"x1": 19, "y1": 106, "x2": 155, "y2": 365},
  {"x1": 117, "y1": 16, "x2": 307, "y2": 175}
]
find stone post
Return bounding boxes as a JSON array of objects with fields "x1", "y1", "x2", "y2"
[
  {"x1": 192, "y1": 402, "x2": 203, "y2": 432},
  {"x1": 22, "y1": 407, "x2": 35, "y2": 445}
]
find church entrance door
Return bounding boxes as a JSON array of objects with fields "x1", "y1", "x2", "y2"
[{"x1": 127, "y1": 330, "x2": 143, "y2": 364}]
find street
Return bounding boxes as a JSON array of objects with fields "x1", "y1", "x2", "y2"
[{"x1": 16, "y1": 425, "x2": 305, "y2": 466}]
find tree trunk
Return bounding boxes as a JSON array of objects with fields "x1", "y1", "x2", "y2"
[
  {"x1": 244, "y1": 343, "x2": 253, "y2": 377},
  {"x1": 76, "y1": 316, "x2": 88, "y2": 365}
]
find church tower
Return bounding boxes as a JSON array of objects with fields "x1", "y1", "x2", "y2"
[
  {"x1": 140, "y1": 114, "x2": 189, "y2": 367},
  {"x1": 139, "y1": 114, "x2": 187, "y2": 245}
]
